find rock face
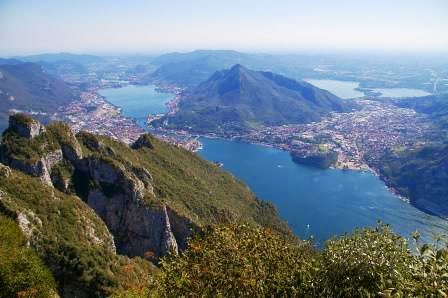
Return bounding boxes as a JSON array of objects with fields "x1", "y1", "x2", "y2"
[
  {"x1": 0, "y1": 163, "x2": 11, "y2": 177},
  {"x1": 6, "y1": 149, "x2": 63, "y2": 186},
  {"x1": 8, "y1": 113, "x2": 45, "y2": 139},
  {"x1": 60, "y1": 127, "x2": 83, "y2": 162},
  {"x1": 131, "y1": 134, "x2": 154, "y2": 150},
  {"x1": 83, "y1": 157, "x2": 187, "y2": 258},
  {"x1": 160, "y1": 205, "x2": 179, "y2": 255},
  {"x1": 0, "y1": 115, "x2": 202, "y2": 259}
]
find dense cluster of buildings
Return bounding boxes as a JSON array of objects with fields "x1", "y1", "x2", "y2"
[
  {"x1": 58, "y1": 89, "x2": 202, "y2": 152},
  {"x1": 58, "y1": 91, "x2": 144, "y2": 144},
  {"x1": 237, "y1": 100, "x2": 433, "y2": 170}
]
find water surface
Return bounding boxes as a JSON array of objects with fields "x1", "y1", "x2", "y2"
[
  {"x1": 373, "y1": 88, "x2": 432, "y2": 98},
  {"x1": 100, "y1": 85, "x2": 448, "y2": 246},
  {"x1": 305, "y1": 79, "x2": 432, "y2": 99},
  {"x1": 99, "y1": 85, "x2": 172, "y2": 125},
  {"x1": 304, "y1": 79, "x2": 364, "y2": 99},
  {"x1": 198, "y1": 138, "x2": 448, "y2": 246}
]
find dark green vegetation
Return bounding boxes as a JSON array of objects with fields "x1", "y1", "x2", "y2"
[
  {"x1": 0, "y1": 61, "x2": 77, "y2": 132},
  {"x1": 377, "y1": 144, "x2": 448, "y2": 217},
  {"x1": 75, "y1": 129, "x2": 289, "y2": 233},
  {"x1": 0, "y1": 166, "x2": 155, "y2": 297},
  {"x1": 0, "y1": 215, "x2": 56, "y2": 298},
  {"x1": 291, "y1": 150, "x2": 338, "y2": 169},
  {"x1": 151, "y1": 223, "x2": 448, "y2": 297},
  {"x1": 376, "y1": 94, "x2": 448, "y2": 217},
  {"x1": 1, "y1": 115, "x2": 447, "y2": 297},
  {"x1": 392, "y1": 94, "x2": 448, "y2": 132},
  {"x1": 154, "y1": 64, "x2": 351, "y2": 134},
  {"x1": 0, "y1": 114, "x2": 290, "y2": 296}
]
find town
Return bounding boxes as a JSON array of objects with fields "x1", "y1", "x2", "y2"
[{"x1": 234, "y1": 100, "x2": 435, "y2": 171}]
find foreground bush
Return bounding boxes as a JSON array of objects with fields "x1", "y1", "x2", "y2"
[
  {"x1": 317, "y1": 225, "x2": 414, "y2": 297},
  {"x1": 0, "y1": 215, "x2": 56, "y2": 298},
  {"x1": 403, "y1": 233, "x2": 448, "y2": 296},
  {"x1": 156, "y1": 224, "x2": 317, "y2": 297},
  {"x1": 154, "y1": 223, "x2": 448, "y2": 297}
]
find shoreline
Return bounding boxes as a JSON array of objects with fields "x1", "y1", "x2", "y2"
[{"x1": 95, "y1": 83, "x2": 446, "y2": 222}]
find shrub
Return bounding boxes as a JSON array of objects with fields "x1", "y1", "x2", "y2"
[
  {"x1": 152, "y1": 223, "x2": 448, "y2": 297},
  {"x1": 317, "y1": 224, "x2": 414, "y2": 297},
  {"x1": 402, "y1": 233, "x2": 448, "y2": 296},
  {"x1": 155, "y1": 224, "x2": 317, "y2": 297},
  {"x1": 0, "y1": 215, "x2": 56, "y2": 298}
]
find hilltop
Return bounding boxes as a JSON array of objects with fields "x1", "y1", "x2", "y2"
[{"x1": 153, "y1": 64, "x2": 352, "y2": 134}]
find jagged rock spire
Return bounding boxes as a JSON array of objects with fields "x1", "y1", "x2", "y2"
[{"x1": 160, "y1": 205, "x2": 178, "y2": 256}]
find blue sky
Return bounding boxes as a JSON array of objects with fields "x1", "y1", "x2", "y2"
[{"x1": 0, "y1": 0, "x2": 447, "y2": 55}]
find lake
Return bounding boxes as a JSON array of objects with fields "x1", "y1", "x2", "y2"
[
  {"x1": 305, "y1": 79, "x2": 432, "y2": 99},
  {"x1": 100, "y1": 85, "x2": 448, "y2": 246},
  {"x1": 372, "y1": 88, "x2": 432, "y2": 98},
  {"x1": 99, "y1": 85, "x2": 172, "y2": 126},
  {"x1": 198, "y1": 138, "x2": 448, "y2": 246},
  {"x1": 304, "y1": 79, "x2": 364, "y2": 99}
]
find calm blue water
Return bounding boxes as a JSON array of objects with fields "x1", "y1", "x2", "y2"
[
  {"x1": 372, "y1": 88, "x2": 432, "y2": 98},
  {"x1": 99, "y1": 85, "x2": 172, "y2": 125},
  {"x1": 198, "y1": 138, "x2": 448, "y2": 246},
  {"x1": 100, "y1": 86, "x2": 448, "y2": 246},
  {"x1": 304, "y1": 79, "x2": 364, "y2": 99},
  {"x1": 304, "y1": 79, "x2": 432, "y2": 99}
]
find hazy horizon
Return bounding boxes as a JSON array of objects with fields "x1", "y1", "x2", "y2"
[{"x1": 1, "y1": 0, "x2": 447, "y2": 56}]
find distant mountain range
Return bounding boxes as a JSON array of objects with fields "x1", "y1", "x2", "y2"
[
  {"x1": 154, "y1": 64, "x2": 352, "y2": 134},
  {"x1": 0, "y1": 61, "x2": 77, "y2": 131},
  {"x1": 17, "y1": 52, "x2": 106, "y2": 64},
  {"x1": 144, "y1": 50, "x2": 278, "y2": 87}
]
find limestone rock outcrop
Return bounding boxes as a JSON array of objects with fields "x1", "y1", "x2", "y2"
[
  {"x1": 82, "y1": 157, "x2": 188, "y2": 257},
  {"x1": 160, "y1": 205, "x2": 178, "y2": 255},
  {"x1": 8, "y1": 113, "x2": 45, "y2": 139},
  {"x1": 7, "y1": 149, "x2": 63, "y2": 186},
  {"x1": 0, "y1": 115, "x2": 199, "y2": 259},
  {"x1": 131, "y1": 133, "x2": 154, "y2": 150}
]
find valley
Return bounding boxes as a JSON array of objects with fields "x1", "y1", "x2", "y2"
[
  {"x1": 1, "y1": 51, "x2": 447, "y2": 241},
  {"x1": 96, "y1": 75, "x2": 448, "y2": 245}
]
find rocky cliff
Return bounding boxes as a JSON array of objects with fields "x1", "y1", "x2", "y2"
[
  {"x1": 0, "y1": 114, "x2": 291, "y2": 272},
  {"x1": 0, "y1": 114, "x2": 193, "y2": 259}
]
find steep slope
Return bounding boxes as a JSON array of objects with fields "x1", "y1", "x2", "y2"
[
  {"x1": 0, "y1": 62, "x2": 77, "y2": 132},
  {"x1": 0, "y1": 214, "x2": 57, "y2": 297},
  {"x1": 391, "y1": 94, "x2": 448, "y2": 131},
  {"x1": 155, "y1": 64, "x2": 351, "y2": 134},
  {"x1": 374, "y1": 94, "x2": 448, "y2": 217},
  {"x1": 377, "y1": 143, "x2": 448, "y2": 218},
  {"x1": 0, "y1": 164, "x2": 155, "y2": 297},
  {"x1": 0, "y1": 114, "x2": 291, "y2": 295}
]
